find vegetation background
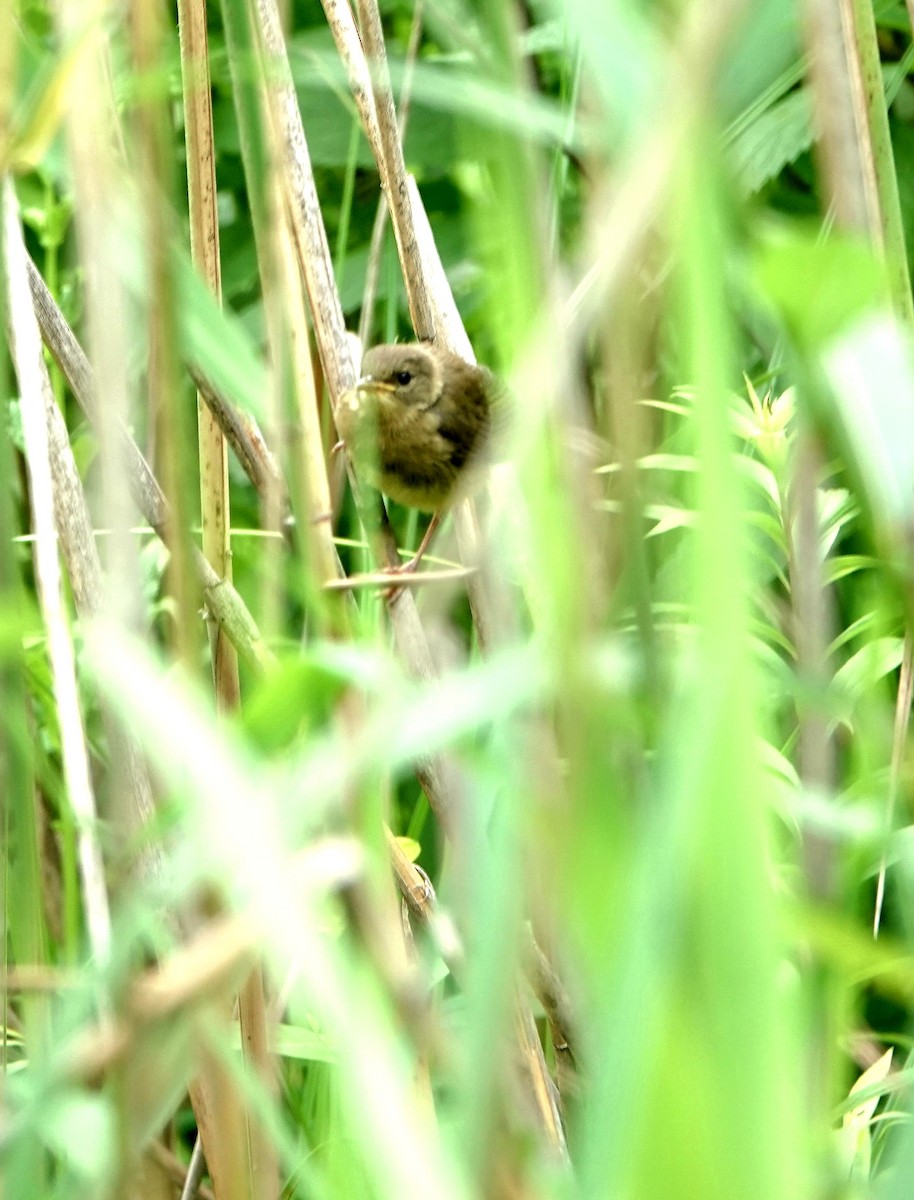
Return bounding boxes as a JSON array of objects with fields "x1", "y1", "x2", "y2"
[{"x1": 4, "y1": 0, "x2": 914, "y2": 1196}]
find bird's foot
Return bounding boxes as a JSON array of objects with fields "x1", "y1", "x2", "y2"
[{"x1": 380, "y1": 554, "x2": 422, "y2": 600}]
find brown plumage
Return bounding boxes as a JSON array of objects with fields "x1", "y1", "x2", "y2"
[{"x1": 336, "y1": 342, "x2": 496, "y2": 513}]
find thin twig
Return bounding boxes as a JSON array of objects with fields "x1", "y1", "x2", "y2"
[
  {"x1": 177, "y1": 1139, "x2": 210, "y2": 1200},
  {"x1": 323, "y1": 565, "x2": 476, "y2": 590}
]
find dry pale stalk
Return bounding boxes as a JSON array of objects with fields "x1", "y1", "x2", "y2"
[{"x1": 3, "y1": 181, "x2": 112, "y2": 966}]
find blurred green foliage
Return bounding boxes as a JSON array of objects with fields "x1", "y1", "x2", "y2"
[{"x1": 7, "y1": 0, "x2": 914, "y2": 1198}]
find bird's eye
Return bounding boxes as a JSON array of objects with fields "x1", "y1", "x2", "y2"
[{"x1": 394, "y1": 370, "x2": 412, "y2": 386}]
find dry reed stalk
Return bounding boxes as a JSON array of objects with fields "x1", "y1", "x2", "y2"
[
  {"x1": 131, "y1": 0, "x2": 200, "y2": 673},
  {"x1": 357, "y1": 0, "x2": 425, "y2": 347},
  {"x1": 179, "y1": 0, "x2": 239, "y2": 705},
  {"x1": 3, "y1": 182, "x2": 112, "y2": 966},
  {"x1": 801, "y1": 0, "x2": 914, "y2": 915},
  {"x1": 178, "y1": 0, "x2": 277, "y2": 1190},
  {"x1": 353, "y1": 0, "x2": 437, "y2": 340}
]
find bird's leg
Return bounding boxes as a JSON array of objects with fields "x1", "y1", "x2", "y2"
[
  {"x1": 403, "y1": 511, "x2": 441, "y2": 571},
  {"x1": 396, "y1": 512, "x2": 441, "y2": 575},
  {"x1": 381, "y1": 513, "x2": 442, "y2": 599}
]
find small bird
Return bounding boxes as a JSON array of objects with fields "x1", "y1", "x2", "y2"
[{"x1": 336, "y1": 342, "x2": 496, "y2": 572}]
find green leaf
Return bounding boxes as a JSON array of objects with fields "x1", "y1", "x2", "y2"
[
  {"x1": 241, "y1": 644, "x2": 389, "y2": 752},
  {"x1": 251, "y1": 1022, "x2": 338, "y2": 1064},
  {"x1": 825, "y1": 554, "x2": 879, "y2": 585},
  {"x1": 172, "y1": 244, "x2": 270, "y2": 421},
  {"x1": 730, "y1": 87, "x2": 813, "y2": 194},
  {"x1": 754, "y1": 227, "x2": 890, "y2": 347},
  {"x1": 822, "y1": 314, "x2": 914, "y2": 527},
  {"x1": 839, "y1": 1049, "x2": 894, "y2": 1182},
  {"x1": 716, "y1": 0, "x2": 802, "y2": 120},
  {"x1": 730, "y1": 61, "x2": 914, "y2": 196},
  {"x1": 834, "y1": 636, "x2": 904, "y2": 699}
]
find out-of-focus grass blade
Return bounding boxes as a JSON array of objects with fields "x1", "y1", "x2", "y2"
[
  {"x1": 172, "y1": 242, "x2": 270, "y2": 421},
  {"x1": 106, "y1": 211, "x2": 269, "y2": 420},
  {"x1": 83, "y1": 622, "x2": 472, "y2": 1200}
]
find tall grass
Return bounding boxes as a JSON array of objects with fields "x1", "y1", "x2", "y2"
[{"x1": 3, "y1": 0, "x2": 914, "y2": 1197}]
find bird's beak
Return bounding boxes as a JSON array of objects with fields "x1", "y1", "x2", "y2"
[{"x1": 355, "y1": 374, "x2": 396, "y2": 398}]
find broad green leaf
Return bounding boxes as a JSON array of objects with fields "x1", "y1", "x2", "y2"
[
  {"x1": 754, "y1": 228, "x2": 890, "y2": 347},
  {"x1": 730, "y1": 87, "x2": 813, "y2": 195},
  {"x1": 822, "y1": 314, "x2": 914, "y2": 527},
  {"x1": 717, "y1": 0, "x2": 802, "y2": 120},
  {"x1": 834, "y1": 636, "x2": 905, "y2": 699},
  {"x1": 839, "y1": 1048, "x2": 894, "y2": 1182}
]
